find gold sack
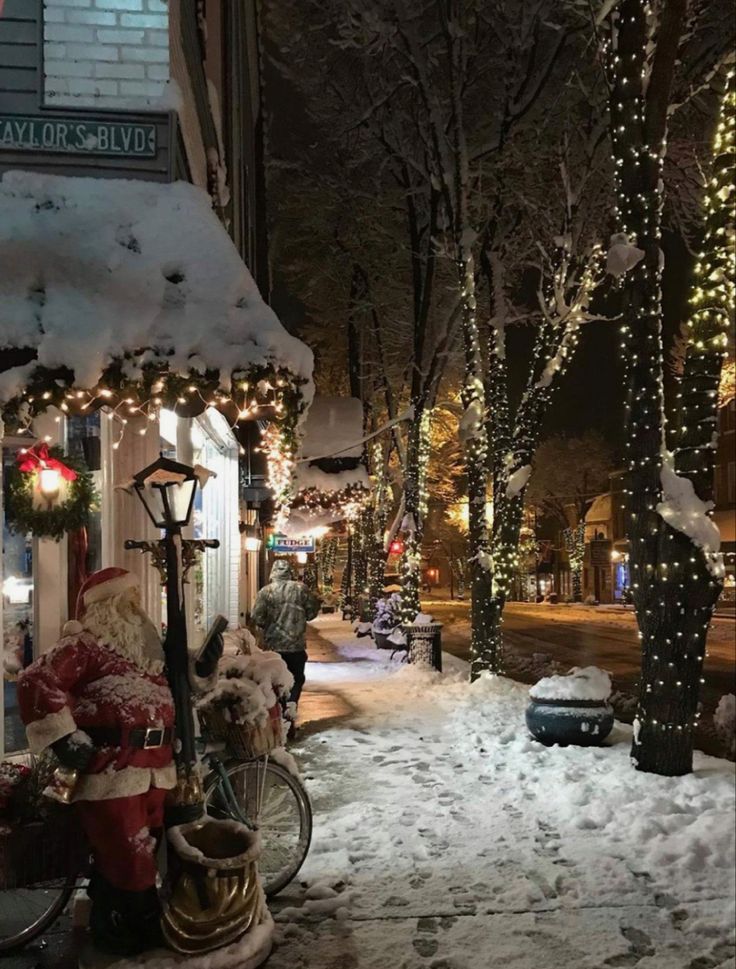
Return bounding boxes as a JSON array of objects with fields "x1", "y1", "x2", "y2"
[{"x1": 163, "y1": 819, "x2": 266, "y2": 955}]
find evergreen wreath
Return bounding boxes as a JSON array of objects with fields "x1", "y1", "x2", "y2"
[{"x1": 5, "y1": 444, "x2": 97, "y2": 541}]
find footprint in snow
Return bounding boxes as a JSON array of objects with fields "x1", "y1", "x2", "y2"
[{"x1": 413, "y1": 936, "x2": 439, "y2": 958}]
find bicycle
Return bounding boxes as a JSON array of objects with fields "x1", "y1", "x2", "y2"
[{"x1": 0, "y1": 741, "x2": 312, "y2": 953}]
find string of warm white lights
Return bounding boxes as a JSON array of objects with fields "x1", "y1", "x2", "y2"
[
  {"x1": 6, "y1": 364, "x2": 305, "y2": 527},
  {"x1": 368, "y1": 441, "x2": 390, "y2": 612},
  {"x1": 606, "y1": 2, "x2": 733, "y2": 772},
  {"x1": 399, "y1": 406, "x2": 432, "y2": 626}
]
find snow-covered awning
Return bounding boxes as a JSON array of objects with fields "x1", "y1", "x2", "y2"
[
  {"x1": 294, "y1": 396, "x2": 369, "y2": 494},
  {"x1": 282, "y1": 397, "x2": 370, "y2": 536},
  {"x1": 0, "y1": 171, "x2": 313, "y2": 426}
]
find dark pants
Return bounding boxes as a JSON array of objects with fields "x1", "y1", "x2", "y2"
[{"x1": 279, "y1": 649, "x2": 308, "y2": 706}]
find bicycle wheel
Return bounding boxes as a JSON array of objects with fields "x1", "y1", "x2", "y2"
[
  {"x1": 0, "y1": 876, "x2": 77, "y2": 953},
  {"x1": 204, "y1": 759, "x2": 312, "y2": 898}
]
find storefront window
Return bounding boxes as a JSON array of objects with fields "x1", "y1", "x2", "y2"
[
  {"x1": 67, "y1": 414, "x2": 103, "y2": 616},
  {"x1": 2, "y1": 444, "x2": 34, "y2": 754},
  {"x1": 160, "y1": 409, "x2": 240, "y2": 641}
]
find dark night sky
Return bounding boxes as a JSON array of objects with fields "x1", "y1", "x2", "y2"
[{"x1": 265, "y1": 46, "x2": 694, "y2": 465}]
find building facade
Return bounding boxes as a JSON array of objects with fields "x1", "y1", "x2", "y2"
[{"x1": 0, "y1": 1, "x2": 306, "y2": 756}]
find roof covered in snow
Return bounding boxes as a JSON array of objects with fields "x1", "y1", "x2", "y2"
[
  {"x1": 299, "y1": 397, "x2": 365, "y2": 461},
  {"x1": 586, "y1": 493, "x2": 612, "y2": 523},
  {"x1": 294, "y1": 395, "x2": 370, "y2": 494},
  {"x1": 0, "y1": 172, "x2": 313, "y2": 405}
]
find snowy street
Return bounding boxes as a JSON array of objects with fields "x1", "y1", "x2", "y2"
[{"x1": 266, "y1": 616, "x2": 736, "y2": 969}]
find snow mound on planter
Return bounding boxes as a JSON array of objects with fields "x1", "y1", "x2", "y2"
[
  {"x1": 531, "y1": 665, "x2": 612, "y2": 702},
  {"x1": 0, "y1": 171, "x2": 313, "y2": 402}
]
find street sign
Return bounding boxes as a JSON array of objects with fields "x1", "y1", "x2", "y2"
[
  {"x1": 270, "y1": 534, "x2": 315, "y2": 554},
  {"x1": 0, "y1": 115, "x2": 157, "y2": 158},
  {"x1": 589, "y1": 539, "x2": 612, "y2": 567}
]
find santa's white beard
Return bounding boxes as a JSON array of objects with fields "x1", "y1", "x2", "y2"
[{"x1": 83, "y1": 594, "x2": 165, "y2": 674}]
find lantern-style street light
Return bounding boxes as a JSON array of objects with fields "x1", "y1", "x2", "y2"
[
  {"x1": 240, "y1": 522, "x2": 263, "y2": 553},
  {"x1": 132, "y1": 454, "x2": 198, "y2": 530},
  {"x1": 125, "y1": 454, "x2": 217, "y2": 824}
]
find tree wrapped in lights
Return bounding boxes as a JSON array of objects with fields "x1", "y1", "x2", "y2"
[
  {"x1": 399, "y1": 407, "x2": 432, "y2": 625},
  {"x1": 482, "y1": 238, "x2": 609, "y2": 668},
  {"x1": 604, "y1": 0, "x2": 734, "y2": 775},
  {"x1": 367, "y1": 442, "x2": 391, "y2": 615}
]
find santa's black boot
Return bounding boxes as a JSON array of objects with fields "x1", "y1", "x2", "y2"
[{"x1": 88, "y1": 872, "x2": 163, "y2": 956}]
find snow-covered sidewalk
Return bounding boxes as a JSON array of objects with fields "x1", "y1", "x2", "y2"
[{"x1": 267, "y1": 616, "x2": 735, "y2": 969}]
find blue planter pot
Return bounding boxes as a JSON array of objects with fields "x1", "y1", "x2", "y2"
[{"x1": 526, "y1": 697, "x2": 614, "y2": 747}]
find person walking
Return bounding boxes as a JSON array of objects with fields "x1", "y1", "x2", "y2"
[{"x1": 251, "y1": 559, "x2": 320, "y2": 736}]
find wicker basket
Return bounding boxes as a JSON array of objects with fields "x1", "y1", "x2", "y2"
[
  {"x1": 0, "y1": 812, "x2": 86, "y2": 890},
  {"x1": 198, "y1": 704, "x2": 282, "y2": 760}
]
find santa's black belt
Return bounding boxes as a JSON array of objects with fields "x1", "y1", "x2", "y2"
[{"x1": 84, "y1": 726, "x2": 173, "y2": 749}]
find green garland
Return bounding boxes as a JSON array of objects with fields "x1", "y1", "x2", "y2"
[{"x1": 5, "y1": 446, "x2": 98, "y2": 541}]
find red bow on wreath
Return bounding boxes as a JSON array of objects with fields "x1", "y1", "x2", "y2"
[{"x1": 16, "y1": 444, "x2": 78, "y2": 482}]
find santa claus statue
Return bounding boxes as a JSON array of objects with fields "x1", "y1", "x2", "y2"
[{"x1": 17, "y1": 567, "x2": 222, "y2": 957}]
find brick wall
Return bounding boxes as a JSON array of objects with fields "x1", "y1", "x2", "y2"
[{"x1": 43, "y1": 0, "x2": 170, "y2": 108}]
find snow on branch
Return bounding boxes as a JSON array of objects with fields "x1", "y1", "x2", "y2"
[
  {"x1": 534, "y1": 243, "x2": 608, "y2": 389},
  {"x1": 656, "y1": 449, "x2": 724, "y2": 578}
]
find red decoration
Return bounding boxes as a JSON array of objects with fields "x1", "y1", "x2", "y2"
[
  {"x1": 389, "y1": 538, "x2": 405, "y2": 556},
  {"x1": 16, "y1": 443, "x2": 78, "y2": 482}
]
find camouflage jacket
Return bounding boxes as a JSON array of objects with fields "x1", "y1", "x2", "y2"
[{"x1": 251, "y1": 561, "x2": 320, "y2": 652}]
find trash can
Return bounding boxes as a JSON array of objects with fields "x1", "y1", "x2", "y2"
[{"x1": 406, "y1": 622, "x2": 443, "y2": 672}]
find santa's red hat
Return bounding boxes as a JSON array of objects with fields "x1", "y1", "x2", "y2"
[{"x1": 76, "y1": 567, "x2": 139, "y2": 619}]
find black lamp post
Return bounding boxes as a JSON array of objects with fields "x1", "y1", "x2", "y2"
[{"x1": 127, "y1": 454, "x2": 214, "y2": 824}]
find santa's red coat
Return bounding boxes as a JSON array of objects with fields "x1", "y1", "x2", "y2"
[{"x1": 17, "y1": 632, "x2": 176, "y2": 801}]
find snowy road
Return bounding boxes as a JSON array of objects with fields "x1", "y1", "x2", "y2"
[{"x1": 267, "y1": 617, "x2": 736, "y2": 969}]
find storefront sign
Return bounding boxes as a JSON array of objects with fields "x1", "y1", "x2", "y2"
[
  {"x1": 270, "y1": 534, "x2": 315, "y2": 554},
  {"x1": 0, "y1": 115, "x2": 157, "y2": 157},
  {"x1": 589, "y1": 539, "x2": 612, "y2": 568}
]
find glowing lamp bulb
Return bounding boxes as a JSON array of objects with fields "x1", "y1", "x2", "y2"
[{"x1": 39, "y1": 467, "x2": 61, "y2": 498}]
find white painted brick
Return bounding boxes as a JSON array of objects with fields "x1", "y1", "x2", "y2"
[
  {"x1": 96, "y1": 28, "x2": 144, "y2": 44},
  {"x1": 94, "y1": 0, "x2": 143, "y2": 10},
  {"x1": 94, "y1": 61, "x2": 145, "y2": 79},
  {"x1": 45, "y1": 42, "x2": 68, "y2": 59},
  {"x1": 65, "y1": 9, "x2": 117, "y2": 25},
  {"x1": 121, "y1": 45, "x2": 168, "y2": 63},
  {"x1": 45, "y1": 23, "x2": 95, "y2": 42},
  {"x1": 66, "y1": 77, "x2": 120, "y2": 96},
  {"x1": 45, "y1": 0, "x2": 168, "y2": 109},
  {"x1": 146, "y1": 29, "x2": 169, "y2": 46},
  {"x1": 94, "y1": 0, "x2": 144, "y2": 10},
  {"x1": 145, "y1": 62, "x2": 168, "y2": 81},
  {"x1": 45, "y1": 59, "x2": 94, "y2": 78},
  {"x1": 46, "y1": 79, "x2": 70, "y2": 95},
  {"x1": 119, "y1": 78, "x2": 163, "y2": 97},
  {"x1": 66, "y1": 42, "x2": 119, "y2": 61},
  {"x1": 119, "y1": 12, "x2": 167, "y2": 28}
]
